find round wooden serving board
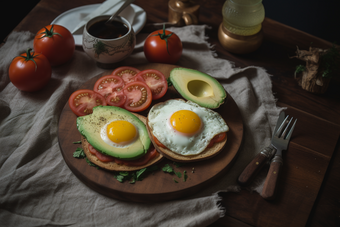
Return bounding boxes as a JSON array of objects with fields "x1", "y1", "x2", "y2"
[{"x1": 58, "y1": 63, "x2": 243, "y2": 203}]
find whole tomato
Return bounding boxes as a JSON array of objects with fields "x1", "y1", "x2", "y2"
[
  {"x1": 34, "y1": 24, "x2": 75, "y2": 66},
  {"x1": 144, "y1": 25, "x2": 182, "y2": 64},
  {"x1": 9, "y1": 48, "x2": 52, "y2": 92}
]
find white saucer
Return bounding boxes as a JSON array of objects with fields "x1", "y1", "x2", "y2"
[{"x1": 51, "y1": 4, "x2": 147, "y2": 46}]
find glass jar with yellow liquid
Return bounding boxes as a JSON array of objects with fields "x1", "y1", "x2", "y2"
[{"x1": 218, "y1": 0, "x2": 265, "y2": 54}]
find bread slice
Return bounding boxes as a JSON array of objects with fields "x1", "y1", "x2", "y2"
[
  {"x1": 146, "y1": 101, "x2": 228, "y2": 162},
  {"x1": 81, "y1": 113, "x2": 163, "y2": 171}
]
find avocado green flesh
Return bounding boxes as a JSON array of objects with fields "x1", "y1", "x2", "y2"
[
  {"x1": 77, "y1": 106, "x2": 151, "y2": 160},
  {"x1": 169, "y1": 68, "x2": 227, "y2": 109}
]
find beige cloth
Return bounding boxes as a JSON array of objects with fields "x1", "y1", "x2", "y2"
[{"x1": 0, "y1": 25, "x2": 283, "y2": 226}]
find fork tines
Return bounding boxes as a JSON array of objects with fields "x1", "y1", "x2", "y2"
[{"x1": 275, "y1": 115, "x2": 297, "y2": 140}]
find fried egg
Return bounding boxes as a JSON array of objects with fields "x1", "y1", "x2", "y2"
[
  {"x1": 77, "y1": 105, "x2": 151, "y2": 160},
  {"x1": 100, "y1": 120, "x2": 139, "y2": 147},
  {"x1": 148, "y1": 99, "x2": 229, "y2": 156}
]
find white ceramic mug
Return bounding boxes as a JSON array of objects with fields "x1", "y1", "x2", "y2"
[{"x1": 83, "y1": 15, "x2": 135, "y2": 65}]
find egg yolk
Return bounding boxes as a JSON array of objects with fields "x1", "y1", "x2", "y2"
[
  {"x1": 170, "y1": 110, "x2": 202, "y2": 136},
  {"x1": 107, "y1": 120, "x2": 137, "y2": 144}
]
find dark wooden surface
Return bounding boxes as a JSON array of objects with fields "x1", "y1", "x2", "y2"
[
  {"x1": 6, "y1": 0, "x2": 340, "y2": 226},
  {"x1": 58, "y1": 64, "x2": 243, "y2": 203}
]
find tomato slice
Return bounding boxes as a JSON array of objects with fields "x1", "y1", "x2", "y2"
[
  {"x1": 123, "y1": 81, "x2": 152, "y2": 112},
  {"x1": 88, "y1": 144, "x2": 116, "y2": 162},
  {"x1": 135, "y1": 69, "x2": 168, "y2": 100},
  {"x1": 68, "y1": 89, "x2": 107, "y2": 116},
  {"x1": 93, "y1": 75, "x2": 126, "y2": 107},
  {"x1": 207, "y1": 132, "x2": 227, "y2": 148},
  {"x1": 111, "y1": 66, "x2": 140, "y2": 84},
  {"x1": 89, "y1": 143, "x2": 158, "y2": 166},
  {"x1": 153, "y1": 135, "x2": 166, "y2": 148},
  {"x1": 115, "y1": 148, "x2": 159, "y2": 166}
]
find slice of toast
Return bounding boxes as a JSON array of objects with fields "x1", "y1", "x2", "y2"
[
  {"x1": 146, "y1": 121, "x2": 227, "y2": 162},
  {"x1": 81, "y1": 113, "x2": 163, "y2": 171},
  {"x1": 146, "y1": 100, "x2": 228, "y2": 162}
]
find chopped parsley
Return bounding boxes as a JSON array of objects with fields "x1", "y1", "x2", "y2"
[
  {"x1": 114, "y1": 172, "x2": 129, "y2": 183},
  {"x1": 162, "y1": 164, "x2": 174, "y2": 173},
  {"x1": 183, "y1": 170, "x2": 187, "y2": 182},
  {"x1": 114, "y1": 166, "x2": 159, "y2": 184},
  {"x1": 175, "y1": 171, "x2": 182, "y2": 178},
  {"x1": 162, "y1": 163, "x2": 184, "y2": 181},
  {"x1": 85, "y1": 157, "x2": 100, "y2": 169},
  {"x1": 73, "y1": 147, "x2": 86, "y2": 159}
]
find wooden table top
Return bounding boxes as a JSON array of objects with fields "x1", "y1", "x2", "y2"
[{"x1": 7, "y1": 0, "x2": 340, "y2": 226}]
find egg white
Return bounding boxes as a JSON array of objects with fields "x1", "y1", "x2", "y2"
[
  {"x1": 148, "y1": 99, "x2": 229, "y2": 156},
  {"x1": 100, "y1": 120, "x2": 139, "y2": 148}
]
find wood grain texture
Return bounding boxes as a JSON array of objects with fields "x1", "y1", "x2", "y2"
[
  {"x1": 216, "y1": 107, "x2": 340, "y2": 227},
  {"x1": 57, "y1": 63, "x2": 243, "y2": 202}
]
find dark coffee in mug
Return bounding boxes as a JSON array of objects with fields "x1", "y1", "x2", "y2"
[{"x1": 88, "y1": 20, "x2": 129, "y2": 39}]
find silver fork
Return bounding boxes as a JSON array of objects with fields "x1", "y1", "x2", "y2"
[{"x1": 261, "y1": 115, "x2": 297, "y2": 200}]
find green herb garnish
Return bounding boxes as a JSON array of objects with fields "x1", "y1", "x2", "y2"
[
  {"x1": 113, "y1": 166, "x2": 159, "y2": 184},
  {"x1": 183, "y1": 170, "x2": 188, "y2": 182},
  {"x1": 175, "y1": 171, "x2": 182, "y2": 178},
  {"x1": 73, "y1": 147, "x2": 86, "y2": 159},
  {"x1": 162, "y1": 164, "x2": 174, "y2": 173},
  {"x1": 162, "y1": 163, "x2": 183, "y2": 181},
  {"x1": 85, "y1": 157, "x2": 100, "y2": 169},
  {"x1": 73, "y1": 141, "x2": 82, "y2": 144},
  {"x1": 114, "y1": 174, "x2": 126, "y2": 183}
]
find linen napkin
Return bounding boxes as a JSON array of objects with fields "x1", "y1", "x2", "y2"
[{"x1": 0, "y1": 25, "x2": 283, "y2": 227}]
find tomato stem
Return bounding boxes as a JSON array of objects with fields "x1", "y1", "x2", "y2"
[
  {"x1": 20, "y1": 48, "x2": 39, "y2": 71},
  {"x1": 38, "y1": 25, "x2": 62, "y2": 39},
  {"x1": 151, "y1": 24, "x2": 173, "y2": 55}
]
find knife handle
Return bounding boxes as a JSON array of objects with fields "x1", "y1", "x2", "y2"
[
  {"x1": 237, "y1": 147, "x2": 274, "y2": 186},
  {"x1": 261, "y1": 156, "x2": 283, "y2": 200}
]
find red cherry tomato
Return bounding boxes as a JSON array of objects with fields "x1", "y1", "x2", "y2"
[
  {"x1": 144, "y1": 26, "x2": 182, "y2": 64},
  {"x1": 93, "y1": 75, "x2": 126, "y2": 107},
  {"x1": 68, "y1": 89, "x2": 107, "y2": 116},
  {"x1": 135, "y1": 69, "x2": 168, "y2": 100},
  {"x1": 123, "y1": 81, "x2": 152, "y2": 112},
  {"x1": 33, "y1": 24, "x2": 75, "y2": 66},
  {"x1": 111, "y1": 66, "x2": 140, "y2": 84},
  {"x1": 9, "y1": 48, "x2": 51, "y2": 92}
]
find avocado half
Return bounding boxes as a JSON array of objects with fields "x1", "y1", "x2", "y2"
[
  {"x1": 77, "y1": 106, "x2": 151, "y2": 160},
  {"x1": 169, "y1": 68, "x2": 227, "y2": 109}
]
